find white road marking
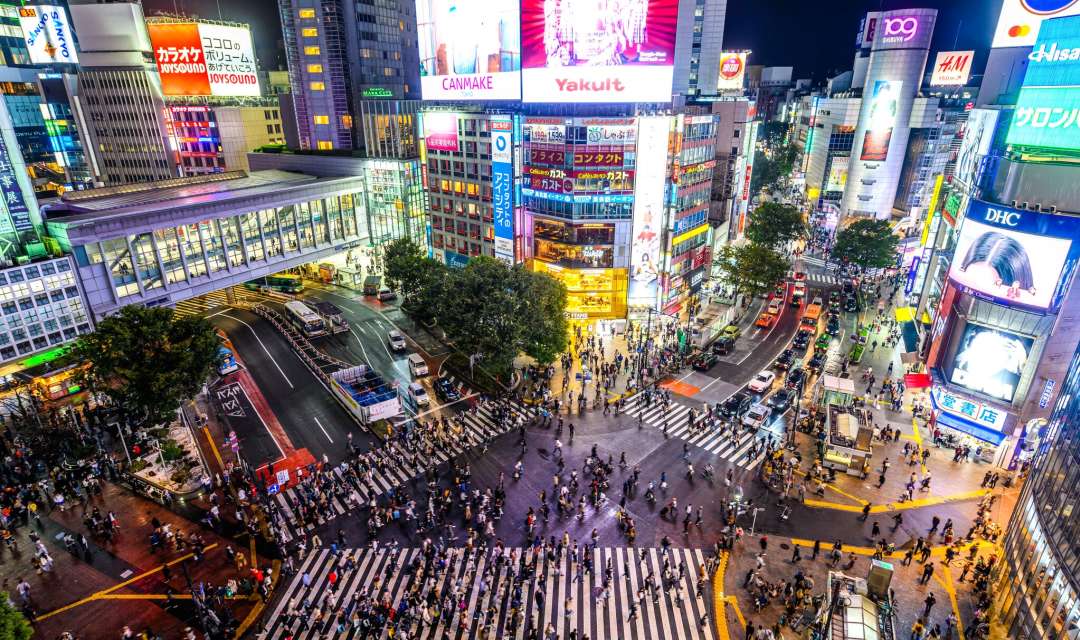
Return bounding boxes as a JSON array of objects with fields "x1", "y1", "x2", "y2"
[
  {"x1": 313, "y1": 415, "x2": 333, "y2": 443},
  {"x1": 218, "y1": 313, "x2": 294, "y2": 389}
]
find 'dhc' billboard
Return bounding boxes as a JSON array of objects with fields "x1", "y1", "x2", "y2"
[{"x1": 147, "y1": 21, "x2": 260, "y2": 97}]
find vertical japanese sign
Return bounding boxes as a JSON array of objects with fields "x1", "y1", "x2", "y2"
[
  {"x1": 491, "y1": 115, "x2": 514, "y2": 264},
  {"x1": 0, "y1": 99, "x2": 42, "y2": 258},
  {"x1": 629, "y1": 116, "x2": 669, "y2": 307}
]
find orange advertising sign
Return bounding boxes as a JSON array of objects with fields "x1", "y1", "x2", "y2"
[{"x1": 148, "y1": 23, "x2": 211, "y2": 96}]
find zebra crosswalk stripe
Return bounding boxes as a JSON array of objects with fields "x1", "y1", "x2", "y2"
[{"x1": 266, "y1": 546, "x2": 713, "y2": 640}]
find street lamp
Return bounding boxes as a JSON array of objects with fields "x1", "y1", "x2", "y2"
[{"x1": 749, "y1": 506, "x2": 766, "y2": 537}]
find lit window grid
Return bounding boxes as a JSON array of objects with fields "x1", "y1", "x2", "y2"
[
  {"x1": 78, "y1": 195, "x2": 365, "y2": 302},
  {"x1": 0, "y1": 258, "x2": 91, "y2": 362}
]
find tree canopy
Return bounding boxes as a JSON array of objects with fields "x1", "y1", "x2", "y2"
[
  {"x1": 713, "y1": 243, "x2": 792, "y2": 299},
  {"x1": 831, "y1": 219, "x2": 900, "y2": 270},
  {"x1": 745, "y1": 202, "x2": 806, "y2": 250},
  {"x1": 0, "y1": 594, "x2": 32, "y2": 640},
  {"x1": 749, "y1": 143, "x2": 799, "y2": 197},
  {"x1": 75, "y1": 305, "x2": 220, "y2": 428}
]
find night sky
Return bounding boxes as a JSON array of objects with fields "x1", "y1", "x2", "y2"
[{"x1": 142, "y1": 0, "x2": 1003, "y2": 83}]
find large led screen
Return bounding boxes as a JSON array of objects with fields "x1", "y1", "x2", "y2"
[
  {"x1": 948, "y1": 200, "x2": 1078, "y2": 311},
  {"x1": 949, "y1": 323, "x2": 1033, "y2": 402},
  {"x1": 954, "y1": 109, "x2": 999, "y2": 188},
  {"x1": 415, "y1": 0, "x2": 521, "y2": 100},
  {"x1": 992, "y1": 0, "x2": 1080, "y2": 49},
  {"x1": 148, "y1": 22, "x2": 260, "y2": 96},
  {"x1": 860, "y1": 80, "x2": 901, "y2": 161},
  {"x1": 520, "y1": 0, "x2": 679, "y2": 103},
  {"x1": 628, "y1": 116, "x2": 668, "y2": 306}
]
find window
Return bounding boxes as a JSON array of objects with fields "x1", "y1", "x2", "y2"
[
  {"x1": 313, "y1": 115, "x2": 330, "y2": 125},
  {"x1": 304, "y1": 46, "x2": 320, "y2": 55},
  {"x1": 341, "y1": 114, "x2": 353, "y2": 128},
  {"x1": 302, "y1": 28, "x2": 318, "y2": 37},
  {"x1": 317, "y1": 140, "x2": 333, "y2": 150},
  {"x1": 299, "y1": 8, "x2": 315, "y2": 18},
  {"x1": 307, "y1": 63, "x2": 323, "y2": 73},
  {"x1": 310, "y1": 81, "x2": 326, "y2": 91}
]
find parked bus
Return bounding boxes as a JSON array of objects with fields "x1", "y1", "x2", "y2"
[
  {"x1": 312, "y1": 300, "x2": 349, "y2": 334},
  {"x1": 244, "y1": 273, "x2": 303, "y2": 293},
  {"x1": 284, "y1": 300, "x2": 327, "y2": 337}
]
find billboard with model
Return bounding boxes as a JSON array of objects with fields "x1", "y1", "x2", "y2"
[
  {"x1": 415, "y1": 0, "x2": 521, "y2": 100},
  {"x1": 949, "y1": 323, "x2": 1034, "y2": 403},
  {"x1": 520, "y1": 0, "x2": 679, "y2": 103}
]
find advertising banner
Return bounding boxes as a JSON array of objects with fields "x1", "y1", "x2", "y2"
[
  {"x1": 992, "y1": 0, "x2": 1080, "y2": 49},
  {"x1": 955, "y1": 109, "x2": 1000, "y2": 187},
  {"x1": 860, "y1": 80, "x2": 901, "y2": 161},
  {"x1": 523, "y1": 123, "x2": 566, "y2": 143},
  {"x1": 1025, "y1": 14, "x2": 1080, "y2": 87},
  {"x1": 528, "y1": 148, "x2": 566, "y2": 164},
  {"x1": 1007, "y1": 86, "x2": 1080, "y2": 151},
  {"x1": 825, "y1": 156, "x2": 849, "y2": 192},
  {"x1": 18, "y1": 5, "x2": 78, "y2": 64},
  {"x1": 148, "y1": 22, "x2": 260, "y2": 97},
  {"x1": 491, "y1": 116, "x2": 514, "y2": 264},
  {"x1": 948, "y1": 199, "x2": 1080, "y2": 311},
  {"x1": 930, "y1": 387, "x2": 1009, "y2": 433},
  {"x1": 415, "y1": 0, "x2": 521, "y2": 100},
  {"x1": 716, "y1": 51, "x2": 747, "y2": 91},
  {"x1": 422, "y1": 112, "x2": 460, "y2": 151},
  {"x1": 628, "y1": 116, "x2": 669, "y2": 307},
  {"x1": 949, "y1": 323, "x2": 1034, "y2": 403},
  {"x1": 930, "y1": 51, "x2": 974, "y2": 86},
  {"x1": 520, "y1": 0, "x2": 679, "y2": 102}
]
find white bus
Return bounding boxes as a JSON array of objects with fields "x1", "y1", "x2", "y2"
[{"x1": 284, "y1": 300, "x2": 327, "y2": 337}]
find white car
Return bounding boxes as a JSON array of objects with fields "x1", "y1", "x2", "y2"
[
  {"x1": 408, "y1": 382, "x2": 429, "y2": 407},
  {"x1": 747, "y1": 371, "x2": 776, "y2": 393},
  {"x1": 743, "y1": 403, "x2": 771, "y2": 429},
  {"x1": 388, "y1": 330, "x2": 407, "y2": 352},
  {"x1": 793, "y1": 282, "x2": 807, "y2": 299}
]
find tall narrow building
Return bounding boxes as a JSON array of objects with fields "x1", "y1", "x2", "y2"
[{"x1": 673, "y1": 0, "x2": 728, "y2": 97}]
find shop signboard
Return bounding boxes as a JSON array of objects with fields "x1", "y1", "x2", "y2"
[
  {"x1": 491, "y1": 116, "x2": 514, "y2": 264},
  {"x1": 18, "y1": 5, "x2": 78, "y2": 64},
  {"x1": 948, "y1": 199, "x2": 1080, "y2": 311},
  {"x1": 930, "y1": 386, "x2": 1009, "y2": 443},
  {"x1": 1024, "y1": 15, "x2": 1080, "y2": 87},
  {"x1": 1007, "y1": 86, "x2": 1080, "y2": 151},
  {"x1": 147, "y1": 22, "x2": 261, "y2": 97},
  {"x1": 520, "y1": 0, "x2": 679, "y2": 102},
  {"x1": 1039, "y1": 378, "x2": 1056, "y2": 408},
  {"x1": 930, "y1": 51, "x2": 974, "y2": 86},
  {"x1": 415, "y1": 0, "x2": 521, "y2": 100}
]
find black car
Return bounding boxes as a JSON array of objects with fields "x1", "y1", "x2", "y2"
[
  {"x1": 767, "y1": 388, "x2": 794, "y2": 413},
  {"x1": 842, "y1": 281, "x2": 855, "y2": 295},
  {"x1": 712, "y1": 336, "x2": 735, "y2": 355},
  {"x1": 844, "y1": 295, "x2": 859, "y2": 312},
  {"x1": 720, "y1": 391, "x2": 753, "y2": 418},
  {"x1": 434, "y1": 378, "x2": 461, "y2": 402},
  {"x1": 692, "y1": 352, "x2": 719, "y2": 371},
  {"x1": 774, "y1": 349, "x2": 795, "y2": 370},
  {"x1": 829, "y1": 290, "x2": 841, "y2": 304},
  {"x1": 786, "y1": 367, "x2": 807, "y2": 390},
  {"x1": 826, "y1": 316, "x2": 841, "y2": 335},
  {"x1": 792, "y1": 328, "x2": 813, "y2": 350},
  {"x1": 808, "y1": 351, "x2": 826, "y2": 372}
]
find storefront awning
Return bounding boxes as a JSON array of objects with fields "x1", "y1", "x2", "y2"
[
  {"x1": 935, "y1": 412, "x2": 1007, "y2": 446},
  {"x1": 894, "y1": 306, "x2": 916, "y2": 323},
  {"x1": 904, "y1": 373, "x2": 931, "y2": 388}
]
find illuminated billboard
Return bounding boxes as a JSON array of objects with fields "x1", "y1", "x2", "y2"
[
  {"x1": 825, "y1": 156, "x2": 848, "y2": 192},
  {"x1": 1007, "y1": 86, "x2": 1080, "y2": 151},
  {"x1": 929, "y1": 51, "x2": 974, "y2": 86},
  {"x1": 520, "y1": 0, "x2": 679, "y2": 103},
  {"x1": 992, "y1": 0, "x2": 1080, "y2": 49},
  {"x1": 1024, "y1": 14, "x2": 1080, "y2": 86},
  {"x1": 716, "y1": 52, "x2": 747, "y2": 91},
  {"x1": 148, "y1": 22, "x2": 260, "y2": 97},
  {"x1": 948, "y1": 200, "x2": 1080, "y2": 311},
  {"x1": 422, "y1": 112, "x2": 459, "y2": 151},
  {"x1": 628, "y1": 116, "x2": 668, "y2": 307},
  {"x1": 415, "y1": 0, "x2": 521, "y2": 100},
  {"x1": 949, "y1": 323, "x2": 1033, "y2": 402},
  {"x1": 18, "y1": 5, "x2": 78, "y2": 64},
  {"x1": 491, "y1": 115, "x2": 514, "y2": 263},
  {"x1": 860, "y1": 80, "x2": 901, "y2": 161},
  {"x1": 955, "y1": 109, "x2": 1000, "y2": 187}
]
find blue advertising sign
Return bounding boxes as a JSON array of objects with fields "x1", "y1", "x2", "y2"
[
  {"x1": 491, "y1": 116, "x2": 514, "y2": 264},
  {"x1": 521, "y1": 187, "x2": 635, "y2": 204},
  {"x1": 1024, "y1": 15, "x2": 1080, "y2": 88},
  {"x1": 445, "y1": 250, "x2": 470, "y2": 269},
  {"x1": 904, "y1": 256, "x2": 921, "y2": 295},
  {"x1": 0, "y1": 134, "x2": 34, "y2": 234}
]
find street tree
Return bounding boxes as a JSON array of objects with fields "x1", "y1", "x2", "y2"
[
  {"x1": 745, "y1": 202, "x2": 806, "y2": 250},
  {"x1": 382, "y1": 238, "x2": 427, "y2": 301},
  {"x1": 75, "y1": 305, "x2": 220, "y2": 428},
  {"x1": 714, "y1": 243, "x2": 792, "y2": 299},
  {"x1": 513, "y1": 267, "x2": 569, "y2": 366},
  {"x1": 440, "y1": 257, "x2": 525, "y2": 377},
  {"x1": 0, "y1": 594, "x2": 32, "y2": 640},
  {"x1": 832, "y1": 219, "x2": 900, "y2": 270}
]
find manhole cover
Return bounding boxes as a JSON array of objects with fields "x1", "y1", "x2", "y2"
[{"x1": 780, "y1": 543, "x2": 790, "y2": 550}]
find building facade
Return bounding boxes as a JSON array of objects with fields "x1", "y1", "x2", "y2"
[
  {"x1": 672, "y1": 0, "x2": 728, "y2": 97},
  {"x1": 164, "y1": 102, "x2": 286, "y2": 176}
]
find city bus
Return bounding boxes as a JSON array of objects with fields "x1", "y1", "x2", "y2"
[
  {"x1": 284, "y1": 300, "x2": 327, "y2": 337},
  {"x1": 244, "y1": 273, "x2": 303, "y2": 294},
  {"x1": 312, "y1": 300, "x2": 349, "y2": 334}
]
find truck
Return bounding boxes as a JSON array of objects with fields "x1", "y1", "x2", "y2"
[
  {"x1": 801, "y1": 303, "x2": 823, "y2": 329},
  {"x1": 330, "y1": 365, "x2": 401, "y2": 425},
  {"x1": 362, "y1": 275, "x2": 382, "y2": 296}
]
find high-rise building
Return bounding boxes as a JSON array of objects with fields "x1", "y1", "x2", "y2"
[
  {"x1": 840, "y1": 8, "x2": 937, "y2": 220},
  {"x1": 704, "y1": 98, "x2": 756, "y2": 242},
  {"x1": 672, "y1": 0, "x2": 728, "y2": 97},
  {"x1": 279, "y1": 0, "x2": 420, "y2": 151},
  {"x1": 67, "y1": 0, "x2": 179, "y2": 185},
  {"x1": 994, "y1": 340, "x2": 1080, "y2": 638}
]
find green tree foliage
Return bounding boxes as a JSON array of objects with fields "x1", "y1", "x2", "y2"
[
  {"x1": 75, "y1": 305, "x2": 220, "y2": 428},
  {"x1": 382, "y1": 237, "x2": 427, "y2": 301},
  {"x1": 749, "y1": 142, "x2": 799, "y2": 197},
  {"x1": 832, "y1": 219, "x2": 900, "y2": 270},
  {"x1": 0, "y1": 594, "x2": 32, "y2": 640},
  {"x1": 745, "y1": 202, "x2": 806, "y2": 250},
  {"x1": 714, "y1": 243, "x2": 792, "y2": 299}
]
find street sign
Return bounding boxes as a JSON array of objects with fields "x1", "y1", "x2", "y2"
[
  {"x1": 267, "y1": 483, "x2": 279, "y2": 495},
  {"x1": 276, "y1": 469, "x2": 290, "y2": 486}
]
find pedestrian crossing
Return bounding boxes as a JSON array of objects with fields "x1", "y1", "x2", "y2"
[
  {"x1": 788, "y1": 271, "x2": 843, "y2": 286},
  {"x1": 173, "y1": 286, "x2": 278, "y2": 318},
  {"x1": 266, "y1": 545, "x2": 713, "y2": 640},
  {"x1": 270, "y1": 400, "x2": 536, "y2": 543},
  {"x1": 620, "y1": 393, "x2": 773, "y2": 470}
]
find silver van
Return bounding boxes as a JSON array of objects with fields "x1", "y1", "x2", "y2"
[{"x1": 408, "y1": 353, "x2": 428, "y2": 377}]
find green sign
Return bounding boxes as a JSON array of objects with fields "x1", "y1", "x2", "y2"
[
  {"x1": 1007, "y1": 86, "x2": 1080, "y2": 152},
  {"x1": 362, "y1": 87, "x2": 393, "y2": 98}
]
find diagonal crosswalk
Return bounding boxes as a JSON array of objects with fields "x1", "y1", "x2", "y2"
[
  {"x1": 619, "y1": 393, "x2": 774, "y2": 470},
  {"x1": 265, "y1": 545, "x2": 714, "y2": 640},
  {"x1": 269, "y1": 400, "x2": 536, "y2": 543}
]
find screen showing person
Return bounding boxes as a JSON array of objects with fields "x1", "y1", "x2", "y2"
[{"x1": 949, "y1": 323, "x2": 1033, "y2": 402}]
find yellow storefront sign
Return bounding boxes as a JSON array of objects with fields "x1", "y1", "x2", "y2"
[{"x1": 671, "y1": 223, "x2": 709, "y2": 247}]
